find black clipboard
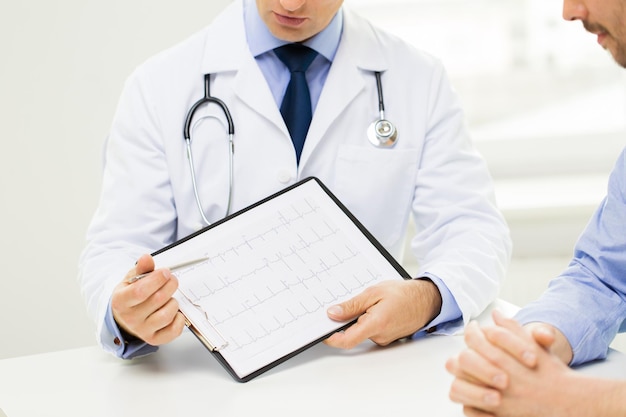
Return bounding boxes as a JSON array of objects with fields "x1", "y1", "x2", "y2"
[{"x1": 150, "y1": 177, "x2": 411, "y2": 382}]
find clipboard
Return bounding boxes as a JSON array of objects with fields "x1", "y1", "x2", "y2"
[{"x1": 150, "y1": 177, "x2": 411, "y2": 382}]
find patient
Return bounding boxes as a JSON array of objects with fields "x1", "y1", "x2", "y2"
[{"x1": 445, "y1": 0, "x2": 626, "y2": 414}]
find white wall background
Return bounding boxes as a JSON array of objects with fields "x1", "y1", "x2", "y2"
[{"x1": 0, "y1": 0, "x2": 231, "y2": 360}]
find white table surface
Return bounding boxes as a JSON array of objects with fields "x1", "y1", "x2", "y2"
[{"x1": 2, "y1": 300, "x2": 625, "y2": 417}]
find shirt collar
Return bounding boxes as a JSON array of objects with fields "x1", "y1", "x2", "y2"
[{"x1": 243, "y1": 0, "x2": 343, "y2": 62}]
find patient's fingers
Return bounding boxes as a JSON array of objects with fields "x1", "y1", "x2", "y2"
[{"x1": 482, "y1": 310, "x2": 539, "y2": 368}]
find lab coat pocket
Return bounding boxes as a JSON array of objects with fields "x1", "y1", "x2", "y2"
[{"x1": 334, "y1": 146, "x2": 420, "y2": 249}]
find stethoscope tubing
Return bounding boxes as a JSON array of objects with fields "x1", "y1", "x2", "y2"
[
  {"x1": 184, "y1": 74, "x2": 235, "y2": 225},
  {"x1": 374, "y1": 71, "x2": 386, "y2": 120},
  {"x1": 184, "y1": 71, "x2": 396, "y2": 226}
]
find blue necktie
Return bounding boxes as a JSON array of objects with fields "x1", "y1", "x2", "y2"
[{"x1": 274, "y1": 44, "x2": 318, "y2": 164}]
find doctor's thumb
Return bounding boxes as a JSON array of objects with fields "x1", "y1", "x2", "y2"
[
  {"x1": 135, "y1": 253, "x2": 155, "y2": 275},
  {"x1": 327, "y1": 301, "x2": 360, "y2": 322}
]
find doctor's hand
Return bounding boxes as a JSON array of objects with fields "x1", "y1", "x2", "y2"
[
  {"x1": 111, "y1": 254, "x2": 186, "y2": 346},
  {"x1": 324, "y1": 279, "x2": 442, "y2": 349}
]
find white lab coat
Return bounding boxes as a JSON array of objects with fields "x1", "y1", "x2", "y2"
[{"x1": 79, "y1": 1, "x2": 512, "y2": 354}]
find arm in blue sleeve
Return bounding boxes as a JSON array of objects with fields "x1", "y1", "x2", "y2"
[
  {"x1": 515, "y1": 148, "x2": 626, "y2": 366},
  {"x1": 411, "y1": 275, "x2": 463, "y2": 339}
]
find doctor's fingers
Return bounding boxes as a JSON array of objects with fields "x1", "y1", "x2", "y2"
[
  {"x1": 329, "y1": 293, "x2": 422, "y2": 349},
  {"x1": 324, "y1": 286, "x2": 382, "y2": 348},
  {"x1": 140, "y1": 301, "x2": 186, "y2": 346},
  {"x1": 111, "y1": 273, "x2": 179, "y2": 334},
  {"x1": 463, "y1": 406, "x2": 498, "y2": 417},
  {"x1": 123, "y1": 269, "x2": 179, "y2": 308},
  {"x1": 325, "y1": 281, "x2": 427, "y2": 348},
  {"x1": 327, "y1": 284, "x2": 384, "y2": 322},
  {"x1": 127, "y1": 253, "x2": 155, "y2": 278},
  {"x1": 324, "y1": 309, "x2": 388, "y2": 349},
  {"x1": 127, "y1": 273, "x2": 180, "y2": 320}
]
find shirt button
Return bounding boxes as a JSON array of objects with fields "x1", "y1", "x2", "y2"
[
  {"x1": 277, "y1": 170, "x2": 292, "y2": 184},
  {"x1": 114, "y1": 337, "x2": 122, "y2": 346}
]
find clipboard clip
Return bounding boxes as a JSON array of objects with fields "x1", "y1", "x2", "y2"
[{"x1": 181, "y1": 311, "x2": 229, "y2": 352}]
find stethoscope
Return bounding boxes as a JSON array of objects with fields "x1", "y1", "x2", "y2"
[
  {"x1": 367, "y1": 71, "x2": 398, "y2": 148},
  {"x1": 184, "y1": 71, "x2": 398, "y2": 225}
]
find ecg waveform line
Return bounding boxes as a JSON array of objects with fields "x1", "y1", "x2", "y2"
[{"x1": 175, "y1": 197, "x2": 387, "y2": 356}]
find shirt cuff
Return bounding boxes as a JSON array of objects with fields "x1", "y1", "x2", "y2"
[
  {"x1": 514, "y1": 306, "x2": 607, "y2": 367},
  {"x1": 104, "y1": 302, "x2": 158, "y2": 359},
  {"x1": 411, "y1": 274, "x2": 463, "y2": 338}
]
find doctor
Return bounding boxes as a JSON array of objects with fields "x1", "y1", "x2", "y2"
[{"x1": 79, "y1": 0, "x2": 512, "y2": 359}]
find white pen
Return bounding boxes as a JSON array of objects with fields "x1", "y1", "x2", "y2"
[{"x1": 126, "y1": 255, "x2": 210, "y2": 284}]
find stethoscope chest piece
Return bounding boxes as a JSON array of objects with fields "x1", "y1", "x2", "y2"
[
  {"x1": 368, "y1": 71, "x2": 398, "y2": 148},
  {"x1": 367, "y1": 118, "x2": 398, "y2": 147}
]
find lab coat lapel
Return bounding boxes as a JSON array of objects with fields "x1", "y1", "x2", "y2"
[
  {"x1": 307, "y1": 43, "x2": 364, "y2": 147},
  {"x1": 200, "y1": 1, "x2": 284, "y2": 131},
  {"x1": 233, "y1": 59, "x2": 285, "y2": 131},
  {"x1": 200, "y1": 1, "x2": 245, "y2": 75},
  {"x1": 301, "y1": 8, "x2": 389, "y2": 165}
]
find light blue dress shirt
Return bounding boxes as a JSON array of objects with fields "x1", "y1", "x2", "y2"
[
  {"x1": 105, "y1": 0, "x2": 464, "y2": 358},
  {"x1": 516, "y1": 147, "x2": 626, "y2": 366},
  {"x1": 242, "y1": 0, "x2": 341, "y2": 112}
]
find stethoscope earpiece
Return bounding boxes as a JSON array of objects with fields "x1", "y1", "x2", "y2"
[{"x1": 368, "y1": 71, "x2": 398, "y2": 148}]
